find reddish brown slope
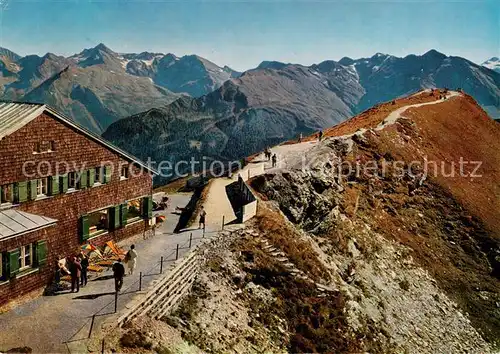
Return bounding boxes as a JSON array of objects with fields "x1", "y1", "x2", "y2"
[
  {"x1": 290, "y1": 89, "x2": 444, "y2": 143},
  {"x1": 338, "y1": 93, "x2": 500, "y2": 343},
  {"x1": 381, "y1": 94, "x2": 500, "y2": 238}
]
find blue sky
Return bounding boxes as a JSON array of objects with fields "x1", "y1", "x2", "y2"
[{"x1": 0, "y1": 0, "x2": 498, "y2": 71}]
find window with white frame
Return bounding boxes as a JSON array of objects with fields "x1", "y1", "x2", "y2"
[
  {"x1": 120, "y1": 165, "x2": 129, "y2": 180},
  {"x1": 95, "y1": 166, "x2": 102, "y2": 184},
  {"x1": 37, "y1": 178, "x2": 48, "y2": 197},
  {"x1": 1, "y1": 184, "x2": 13, "y2": 204},
  {"x1": 18, "y1": 244, "x2": 33, "y2": 271},
  {"x1": 88, "y1": 209, "x2": 110, "y2": 236},
  {"x1": 68, "y1": 172, "x2": 76, "y2": 189},
  {"x1": 126, "y1": 198, "x2": 143, "y2": 222}
]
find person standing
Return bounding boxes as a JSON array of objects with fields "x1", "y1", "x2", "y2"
[
  {"x1": 80, "y1": 253, "x2": 89, "y2": 287},
  {"x1": 126, "y1": 245, "x2": 138, "y2": 275},
  {"x1": 69, "y1": 256, "x2": 82, "y2": 293},
  {"x1": 112, "y1": 259, "x2": 125, "y2": 292},
  {"x1": 199, "y1": 206, "x2": 207, "y2": 230},
  {"x1": 318, "y1": 130, "x2": 323, "y2": 141},
  {"x1": 272, "y1": 154, "x2": 277, "y2": 168}
]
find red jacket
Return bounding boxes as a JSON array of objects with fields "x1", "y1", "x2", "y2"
[{"x1": 69, "y1": 259, "x2": 82, "y2": 277}]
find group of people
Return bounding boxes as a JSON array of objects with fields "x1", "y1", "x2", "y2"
[
  {"x1": 264, "y1": 148, "x2": 278, "y2": 168},
  {"x1": 61, "y1": 253, "x2": 89, "y2": 293},
  {"x1": 59, "y1": 244, "x2": 138, "y2": 293}
]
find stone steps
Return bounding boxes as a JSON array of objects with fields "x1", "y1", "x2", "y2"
[{"x1": 257, "y1": 237, "x2": 337, "y2": 294}]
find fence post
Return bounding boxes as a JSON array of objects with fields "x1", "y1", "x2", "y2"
[
  {"x1": 88, "y1": 314, "x2": 96, "y2": 338},
  {"x1": 139, "y1": 272, "x2": 142, "y2": 291},
  {"x1": 160, "y1": 256, "x2": 164, "y2": 274},
  {"x1": 222, "y1": 215, "x2": 225, "y2": 230},
  {"x1": 176, "y1": 244, "x2": 179, "y2": 260},
  {"x1": 114, "y1": 291, "x2": 118, "y2": 313},
  {"x1": 189, "y1": 233, "x2": 192, "y2": 248}
]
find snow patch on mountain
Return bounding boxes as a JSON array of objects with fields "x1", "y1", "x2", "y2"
[{"x1": 482, "y1": 57, "x2": 500, "y2": 73}]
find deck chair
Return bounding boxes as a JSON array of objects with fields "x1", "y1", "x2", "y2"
[{"x1": 106, "y1": 241, "x2": 126, "y2": 256}]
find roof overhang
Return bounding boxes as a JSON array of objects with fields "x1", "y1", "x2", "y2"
[{"x1": 0, "y1": 209, "x2": 57, "y2": 242}]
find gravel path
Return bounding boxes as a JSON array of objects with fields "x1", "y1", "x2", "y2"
[{"x1": 202, "y1": 140, "x2": 318, "y2": 230}]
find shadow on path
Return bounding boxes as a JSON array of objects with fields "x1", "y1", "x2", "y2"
[
  {"x1": 92, "y1": 275, "x2": 114, "y2": 282},
  {"x1": 177, "y1": 227, "x2": 201, "y2": 232},
  {"x1": 73, "y1": 292, "x2": 115, "y2": 300},
  {"x1": 250, "y1": 158, "x2": 268, "y2": 164}
]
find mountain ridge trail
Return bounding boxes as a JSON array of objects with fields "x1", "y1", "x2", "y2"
[{"x1": 202, "y1": 90, "x2": 464, "y2": 229}]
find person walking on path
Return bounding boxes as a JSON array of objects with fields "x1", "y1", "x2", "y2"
[
  {"x1": 69, "y1": 256, "x2": 82, "y2": 293},
  {"x1": 112, "y1": 259, "x2": 125, "y2": 292},
  {"x1": 272, "y1": 154, "x2": 277, "y2": 168},
  {"x1": 125, "y1": 245, "x2": 138, "y2": 275},
  {"x1": 265, "y1": 148, "x2": 271, "y2": 161},
  {"x1": 79, "y1": 253, "x2": 89, "y2": 287},
  {"x1": 199, "y1": 206, "x2": 207, "y2": 230}
]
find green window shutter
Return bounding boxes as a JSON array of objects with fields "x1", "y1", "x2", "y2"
[
  {"x1": 77, "y1": 170, "x2": 88, "y2": 189},
  {"x1": 103, "y1": 166, "x2": 112, "y2": 184},
  {"x1": 28, "y1": 180, "x2": 38, "y2": 200},
  {"x1": 14, "y1": 181, "x2": 28, "y2": 203},
  {"x1": 36, "y1": 240, "x2": 48, "y2": 266},
  {"x1": 60, "y1": 175, "x2": 68, "y2": 193},
  {"x1": 120, "y1": 203, "x2": 128, "y2": 226},
  {"x1": 142, "y1": 196, "x2": 153, "y2": 219},
  {"x1": 80, "y1": 215, "x2": 90, "y2": 242},
  {"x1": 113, "y1": 206, "x2": 121, "y2": 229},
  {"x1": 8, "y1": 249, "x2": 20, "y2": 278},
  {"x1": 108, "y1": 206, "x2": 120, "y2": 230},
  {"x1": 48, "y1": 176, "x2": 59, "y2": 196},
  {"x1": 88, "y1": 169, "x2": 95, "y2": 187}
]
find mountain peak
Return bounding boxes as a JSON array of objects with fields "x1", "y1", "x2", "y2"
[
  {"x1": 70, "y1": 43, "x2": 120, "y2": 68},
  {"x1": 94, "y1": 43, "x2": 113, "y2": 53},
  {"x1": 338, "y1": 57, "x2": 355, "y2": 66},
  {"x1": 77, "y1": 43, "x2": 115, "y2": 57},
  {"x1": 422, "y1": 49, "x2": 446, "y2": 59},
  {"x1": 371, "y1": 52, "x2": 390, "y2": 59},
  {"x1": 0, "y1": 46, "x2": 21, "y2": 62},
  {"x1": 42, "y1": 52, "x2": 60, "y2": 61},
  {"x1": 256, "y1": 61, "x2": 288, "y2": 70}
]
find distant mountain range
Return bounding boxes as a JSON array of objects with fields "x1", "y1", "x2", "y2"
[
  {"x1": 0, "y1": 43, "x2": 240, "y2": 132},
  {"x1": 103, "y1": 50, "x2": 500, "y2": 180},
  {"x1": 1, "y1": 45, "x2": 499, "y2": 174}
]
